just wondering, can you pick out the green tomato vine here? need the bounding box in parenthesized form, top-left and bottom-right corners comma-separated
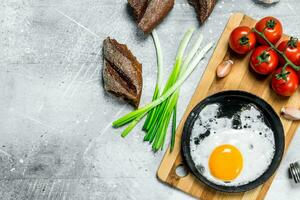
(252, 28, 300, 80)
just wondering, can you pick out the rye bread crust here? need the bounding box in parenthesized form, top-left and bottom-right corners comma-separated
(103, 37, 143, 108)
(188, 0, 217, 24)
(128, 0, 175, 34)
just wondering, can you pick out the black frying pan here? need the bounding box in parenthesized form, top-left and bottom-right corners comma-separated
(181, 90, 285, 193)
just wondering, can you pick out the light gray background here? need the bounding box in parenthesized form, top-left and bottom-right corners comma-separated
(1, 0, 300, 199)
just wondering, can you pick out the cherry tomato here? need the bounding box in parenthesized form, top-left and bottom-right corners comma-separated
(229, 26, 256, 54)
(255, 16, 283, 45)
(271, 67, 299, 96)
(277, 37, 300, 66)
(250, 46, 279, 75)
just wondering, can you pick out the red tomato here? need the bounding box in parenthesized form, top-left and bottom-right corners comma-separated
(250, 46, 279, 75)
(271, 67, 299, 96)
(255, 16, 283, 45)
(229, 26, 256, 54)
(277, 37, 300, 66)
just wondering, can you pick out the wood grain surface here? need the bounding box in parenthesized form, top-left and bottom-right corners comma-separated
(157, 13, 300, 200)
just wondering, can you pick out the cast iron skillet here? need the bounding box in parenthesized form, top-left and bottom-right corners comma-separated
(181, 90, 285, 193)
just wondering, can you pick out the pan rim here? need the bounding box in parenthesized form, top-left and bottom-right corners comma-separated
(181, 90, 285, 193)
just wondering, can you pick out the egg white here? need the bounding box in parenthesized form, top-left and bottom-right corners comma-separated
(190, 104, 275, 186)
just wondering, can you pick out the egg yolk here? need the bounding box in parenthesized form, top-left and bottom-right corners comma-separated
(209, 144, 243, 181)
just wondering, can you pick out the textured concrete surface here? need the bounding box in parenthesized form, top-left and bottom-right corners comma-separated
(1, 0, 300, 199)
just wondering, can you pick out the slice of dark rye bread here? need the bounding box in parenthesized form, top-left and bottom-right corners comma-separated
(103, 37, 143, 108)
(128, 0, 175, 34)
(188, 0, 217, 24)
(127, 0, 148, 22)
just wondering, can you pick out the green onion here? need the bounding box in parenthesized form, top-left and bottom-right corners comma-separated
(169, 33, 204, 151)
(143, 28, 195, 148)
(170, 104, 177, 151)
(153, 29, 164, 89)
(146, 32, 205, 151)
(112, 28, 214, 152)
(143, 29, 164, 131)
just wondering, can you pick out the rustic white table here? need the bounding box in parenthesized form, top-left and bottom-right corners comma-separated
(0, 0, 299, 199)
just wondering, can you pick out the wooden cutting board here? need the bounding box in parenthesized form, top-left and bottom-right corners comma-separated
(157, 13, 300, 200)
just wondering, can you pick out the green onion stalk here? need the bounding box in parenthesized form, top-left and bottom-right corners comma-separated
(143, 28, 195, 151)
(142, 30, 164, 131)
(144, 33, 205, 152)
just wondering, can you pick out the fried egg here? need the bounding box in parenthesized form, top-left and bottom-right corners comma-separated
(190, 103, 275, 186)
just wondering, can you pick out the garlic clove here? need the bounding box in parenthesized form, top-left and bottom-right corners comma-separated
(216, 60, 233, 78)
(281, 107, 300, 121)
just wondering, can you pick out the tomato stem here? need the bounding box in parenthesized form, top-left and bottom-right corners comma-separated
(239, 35, 250, 46)
(252, 28, 300, 72)
(275, 64, 290, 81)
(266, 19, 276, 29)
(257, 50, 270, 65)
(287, 37, 298, 48)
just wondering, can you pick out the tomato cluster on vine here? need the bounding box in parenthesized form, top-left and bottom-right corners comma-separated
(229, 16, 300, 97)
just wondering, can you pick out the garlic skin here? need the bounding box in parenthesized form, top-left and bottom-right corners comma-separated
(216, 60, 233, 78)
(281, 107, 300, 121)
